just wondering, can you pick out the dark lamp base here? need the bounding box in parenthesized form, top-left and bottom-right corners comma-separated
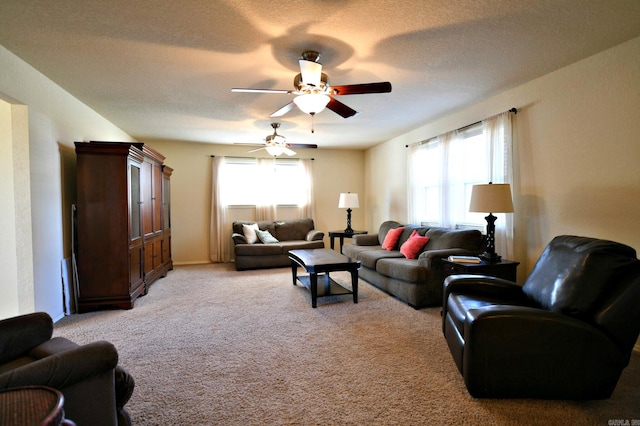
(344, 228, 354, 234)
(479, 252, 502, 263)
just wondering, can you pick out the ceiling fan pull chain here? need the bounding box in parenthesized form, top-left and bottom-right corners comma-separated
(310, 112, 315, 133)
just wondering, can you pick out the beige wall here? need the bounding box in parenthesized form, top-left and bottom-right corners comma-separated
(145, 140, 365, 264)
(0, 100, 31, 317)
(0, 45, 134, 320)
(365, 36, 640, 281)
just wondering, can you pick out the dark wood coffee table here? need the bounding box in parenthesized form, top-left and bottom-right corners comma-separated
(289, 248, 361, 308)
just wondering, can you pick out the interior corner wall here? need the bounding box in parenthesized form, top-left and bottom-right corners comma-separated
(0, 44, 134, 321)
(0, 100, 33, 319)
(144, 139, 366, 265)
(365, 36, 640, 280)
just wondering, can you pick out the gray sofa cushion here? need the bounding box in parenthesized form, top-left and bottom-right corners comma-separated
(425, 227, 483, 251)
(279, 240, 325, 252)
(358, 249, 404, 269)
(376, 257, 429, 283)
(235, 243, 283, 256)
(275, 218, 315, 241)
(377, 220, 404, 245)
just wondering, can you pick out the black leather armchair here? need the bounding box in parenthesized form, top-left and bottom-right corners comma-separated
(0, 312, 135, 425)
(442, 235, 640, 399)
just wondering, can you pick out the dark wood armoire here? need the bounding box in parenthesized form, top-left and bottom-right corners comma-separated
(74, 141, 172, 312)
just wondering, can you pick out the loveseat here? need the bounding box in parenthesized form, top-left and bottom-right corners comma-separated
(342, 220, 483, 308)
(232, 218, 325, 270)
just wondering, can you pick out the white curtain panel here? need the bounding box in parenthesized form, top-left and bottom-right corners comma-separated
(210, 156, 231, 262)
(483, 111, 514, 260)
(298, 158, 316, 220)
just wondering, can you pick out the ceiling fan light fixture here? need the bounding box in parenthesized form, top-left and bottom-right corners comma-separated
(293, 93, 330, 115)
(265, 145, 284, 156)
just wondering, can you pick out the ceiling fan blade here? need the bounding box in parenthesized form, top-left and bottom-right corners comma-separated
(299, 59, 322, 87)
(330, 82, 392, 96)
(270, 101, 296, 117)
(282, 147, 297, 156)
(231, 88, 292, 94)
(326, 97, 359, 118)
(247, 147, 267, 153)
(286, 143, 318, 149)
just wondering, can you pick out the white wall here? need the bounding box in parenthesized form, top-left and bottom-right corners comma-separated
(145, 140, 365, 265)
(0, 45, 134, 320)
(365, 36, 640, 280)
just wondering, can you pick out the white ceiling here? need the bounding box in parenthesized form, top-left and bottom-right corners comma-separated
(1, 0, 639, 150)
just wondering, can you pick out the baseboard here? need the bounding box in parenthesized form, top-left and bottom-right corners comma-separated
(172, 260, 213, 266)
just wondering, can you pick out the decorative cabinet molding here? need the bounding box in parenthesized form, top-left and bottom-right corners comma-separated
(74, 141, 172, 312)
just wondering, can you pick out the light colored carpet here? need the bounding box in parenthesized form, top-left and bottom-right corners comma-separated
(55, 264, 640, 425)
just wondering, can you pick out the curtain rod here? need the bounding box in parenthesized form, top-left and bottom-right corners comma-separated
(210, 155, 314, 160)
(405, 107, 517, 148)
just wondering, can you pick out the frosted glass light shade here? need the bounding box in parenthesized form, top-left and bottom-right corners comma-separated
(338, 193, 359, 209)
(294, 94, 330, 114)
(265, 145, 284, 156)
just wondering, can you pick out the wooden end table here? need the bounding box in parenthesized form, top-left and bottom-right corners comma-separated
(289, 248, 361, 308)
(0, 386, 76, 426)
(442, 258, 520, 282)
(328, 230, 368, 253)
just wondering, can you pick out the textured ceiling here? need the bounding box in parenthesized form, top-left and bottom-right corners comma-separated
(1, 0, 639, 150)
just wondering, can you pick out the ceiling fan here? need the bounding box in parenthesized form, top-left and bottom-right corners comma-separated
(232, 50, 392, 121)
(240, 123, 318, 156)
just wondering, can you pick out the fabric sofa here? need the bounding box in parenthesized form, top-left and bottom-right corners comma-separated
(342, 220, 483, 308)
(0, 312, 134, 425)
(442, 235, 640, 399)
(232, 218, 325, 270)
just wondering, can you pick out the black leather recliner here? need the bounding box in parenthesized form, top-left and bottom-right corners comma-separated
(442, 235, 640, 399)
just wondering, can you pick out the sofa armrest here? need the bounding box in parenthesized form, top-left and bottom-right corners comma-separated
(0, 340, 118, 391)
(353, 234, 379, 246)
(306, 230, 325, 241)
(461, 305, 623, 397)
(232, 232, 247, 245)
(443, 274, 524, 301)
(0, 312, 53, 364)
(441, 274, 529, 333)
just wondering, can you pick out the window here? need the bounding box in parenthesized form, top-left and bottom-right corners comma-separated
(220, 157, 309, 207)
(408, 113, 512, 230)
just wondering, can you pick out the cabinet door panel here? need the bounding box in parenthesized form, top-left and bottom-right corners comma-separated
(141, 160, 153, 237)
(130, 244, 144, 291)
(152, 162, 163, 234)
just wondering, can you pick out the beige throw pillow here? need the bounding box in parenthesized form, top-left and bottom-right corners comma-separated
(242, 223, 260, 244)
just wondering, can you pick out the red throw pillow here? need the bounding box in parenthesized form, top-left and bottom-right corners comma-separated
(382, 227, 404, 250)
(400, 230, 430, 259)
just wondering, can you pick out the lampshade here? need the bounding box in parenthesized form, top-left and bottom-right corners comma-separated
(293, 94, 330, 114)
(338, 193, 359, 209)
(265, 145, 284, 156)
(469, 183, 514, 213)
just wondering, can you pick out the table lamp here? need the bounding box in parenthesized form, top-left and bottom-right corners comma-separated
(469, 182, 513, 262)
(338, 193, 359, 234)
